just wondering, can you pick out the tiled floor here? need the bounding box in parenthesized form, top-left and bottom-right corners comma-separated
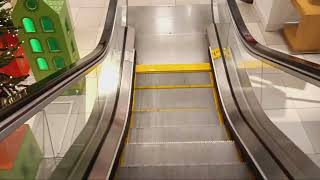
(69, 0, 109, 58)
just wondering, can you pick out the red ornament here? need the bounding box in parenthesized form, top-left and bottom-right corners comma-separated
(1, 32, 19, 48)
(0, 32, 30, 77)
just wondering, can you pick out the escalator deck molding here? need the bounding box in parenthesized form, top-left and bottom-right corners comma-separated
(136, 63, 211, 73)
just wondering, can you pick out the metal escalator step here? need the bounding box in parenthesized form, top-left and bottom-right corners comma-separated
(133, 111, 219, 128)
(136, 72, 211, 87)
(122, 141, 240, 167)
(134, 88, 215, 110)
(128, 126, 228, 143)
(116, 163, 251, 179)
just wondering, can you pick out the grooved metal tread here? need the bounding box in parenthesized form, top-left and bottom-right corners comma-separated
(122, 141, 240, 167)
(136, 72, 211, 87)
(128, 126, 228, 143)
(116, 163, 251, 179)
(133, 110, 220, 128)
(134, 88, 215, 110)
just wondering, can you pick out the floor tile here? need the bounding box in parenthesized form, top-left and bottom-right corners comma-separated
(257, 74, 296, 109)
(265, 109, 314, 154)
(74, 8, 106, 29)
(303, 54, 320, 65)
(74, 29, 99, 50)
(301, 122, 320, 153)
(128, 0, 175, 6)
(308, 154, 320, 168)
(282, 74, 320, 108)
(237, 3, 260, 23)
(296, 108, 320, 122)
(257, 23, 286, 46)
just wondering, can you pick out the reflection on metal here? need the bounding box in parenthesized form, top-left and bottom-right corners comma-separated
(136, 63, 211, 73)
(88, 27, 136, 180)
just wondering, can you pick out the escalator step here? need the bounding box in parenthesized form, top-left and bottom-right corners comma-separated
(122, 142, 240, 167)
(136, 72, 211, 87)
(133, 110, 220, 128)
(134, 88, 215, 110)
(128, 126, 228, 143)
(116, 163, 251, 179)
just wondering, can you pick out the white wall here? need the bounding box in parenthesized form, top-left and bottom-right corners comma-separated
(254, 0, 299, 31)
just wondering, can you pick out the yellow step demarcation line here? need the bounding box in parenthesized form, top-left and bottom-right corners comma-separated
(136, 63, 211, 73)
(135, 84, 214, 90)
(209, 72, 225, 126)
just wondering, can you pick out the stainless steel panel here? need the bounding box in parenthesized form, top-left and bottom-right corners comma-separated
(128, 5, 211, 64)
(133, 110, 219, 128)
(116, 163, 251, 179)
(129, 126, 228, 143)
(122, 142, 239, 166)
(128, 5, 211, 34)
(135, 33, 209, 64)
(134, 88, 215, 110)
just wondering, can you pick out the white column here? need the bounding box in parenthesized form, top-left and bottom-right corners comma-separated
(253, 0, 300, 31)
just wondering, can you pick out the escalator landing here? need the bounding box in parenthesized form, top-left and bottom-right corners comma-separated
(128, 5, 211, 64)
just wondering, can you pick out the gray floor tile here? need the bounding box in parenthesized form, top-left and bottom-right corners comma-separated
(301, 122, 320, 154)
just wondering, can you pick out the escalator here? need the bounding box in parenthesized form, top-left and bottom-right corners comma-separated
(1, 0, 320, 179)
(90, 4, 286, 179)
(111, 5, 251, 179)
(115, 68, 251, 179)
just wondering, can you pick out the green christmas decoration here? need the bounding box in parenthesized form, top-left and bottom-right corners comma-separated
(12, 0, 80, 81)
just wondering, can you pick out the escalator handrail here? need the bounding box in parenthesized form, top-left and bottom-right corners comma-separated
(226, 0, 320, 86)
(0, 0, 119, 140)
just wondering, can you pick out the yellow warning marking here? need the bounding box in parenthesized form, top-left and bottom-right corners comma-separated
(136, 84, 213, 90)
(130, 76, 137, 129)
(209, 72, 225, 126)
(236, 147, 244, 162)
(136, 63, 211, 73)
(211, 48, 231, 60)
(133, 107, 211, 113)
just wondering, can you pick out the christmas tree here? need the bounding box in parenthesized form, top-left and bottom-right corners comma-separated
(0, 0, 29, 108)
(0, 0, 21, 67)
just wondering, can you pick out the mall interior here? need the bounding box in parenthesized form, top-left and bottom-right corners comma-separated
(0, 0, 320, 179)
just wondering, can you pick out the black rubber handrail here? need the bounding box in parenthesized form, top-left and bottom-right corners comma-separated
(0, 0, 119, 140)
(226, 0, 320, 86)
